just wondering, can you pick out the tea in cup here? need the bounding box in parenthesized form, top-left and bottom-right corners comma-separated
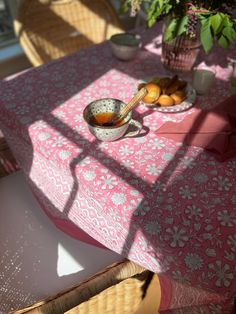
(83, 98, 142, 141)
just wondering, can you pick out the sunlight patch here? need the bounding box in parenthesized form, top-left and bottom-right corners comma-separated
(57, 243, 84, 276)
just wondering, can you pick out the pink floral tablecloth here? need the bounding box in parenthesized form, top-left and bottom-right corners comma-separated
(0, 23, 235, 313)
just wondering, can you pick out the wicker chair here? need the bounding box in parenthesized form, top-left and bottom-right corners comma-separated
(11, 259, 161, 314)
(14, 0, 124, 66)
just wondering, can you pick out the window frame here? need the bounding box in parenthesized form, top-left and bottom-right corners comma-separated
(0, 0, 19, 48)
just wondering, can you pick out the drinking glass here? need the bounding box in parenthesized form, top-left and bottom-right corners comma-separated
(193, 68, 216, 95)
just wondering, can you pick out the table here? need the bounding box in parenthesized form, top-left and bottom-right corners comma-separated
(0, 23, 235, 312)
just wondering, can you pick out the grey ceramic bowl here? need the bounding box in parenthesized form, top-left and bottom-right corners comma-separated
(109, 33, 141, 61)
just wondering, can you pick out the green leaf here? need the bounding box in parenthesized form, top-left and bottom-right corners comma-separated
(147, 17, 156, 27)
(232, 28, 236, 41)
(164, 18, 178, 42)
(223, 26, 236, 43)
(210, 13, 222, 35)
(176, 16, 188, 36)
(159, 0, 163, 9)
(164, 4, 172, 15)
(200, 18, 214, 53)
(216, 13, 227, 34)
(163, 17, 187, 42)
(118, 0, 130, 14)
(147, 0, 162, 27)
(147, 0, 159, 18)
(218, 35, 230, 48)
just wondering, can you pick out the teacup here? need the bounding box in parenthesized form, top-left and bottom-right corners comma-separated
(83, 98, 142, 142)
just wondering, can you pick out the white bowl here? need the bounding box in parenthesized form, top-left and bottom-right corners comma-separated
(109, 33, 141, 61)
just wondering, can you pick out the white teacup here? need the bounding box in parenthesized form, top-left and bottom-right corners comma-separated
(193, 68, 216, 95)
(83, 98, 142, 142)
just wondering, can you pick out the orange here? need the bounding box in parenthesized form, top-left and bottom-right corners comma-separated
(142, 83, 161, 104)
(170, 90, 187, 105)
(156, 94, 174, 107)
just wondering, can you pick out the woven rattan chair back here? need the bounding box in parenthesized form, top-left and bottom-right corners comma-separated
(11, 260, 151, 314)
(14, 0, 124, 66)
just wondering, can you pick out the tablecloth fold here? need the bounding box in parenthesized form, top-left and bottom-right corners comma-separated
(155, 94, 236, 161)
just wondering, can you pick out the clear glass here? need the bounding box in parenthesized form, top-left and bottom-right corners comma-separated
(230, 62, 236, 94)
(192, 67, 216, 95)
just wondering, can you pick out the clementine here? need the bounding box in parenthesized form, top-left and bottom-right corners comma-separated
(142, 83, 161, 104)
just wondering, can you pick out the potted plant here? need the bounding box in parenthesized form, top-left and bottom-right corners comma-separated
(121, 0, 236, 71)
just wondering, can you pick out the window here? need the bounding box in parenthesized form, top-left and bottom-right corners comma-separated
(0, 0, 18, 47)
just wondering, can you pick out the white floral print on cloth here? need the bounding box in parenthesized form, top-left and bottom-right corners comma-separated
(0, 23, 235, 313)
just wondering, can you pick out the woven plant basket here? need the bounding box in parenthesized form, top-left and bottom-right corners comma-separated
(161, 22, 201, 72)
(161, 35, 200, 72)
(11, 259, 158, 314)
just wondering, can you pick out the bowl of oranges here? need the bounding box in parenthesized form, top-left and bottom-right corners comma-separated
(138, 75, 196, 113)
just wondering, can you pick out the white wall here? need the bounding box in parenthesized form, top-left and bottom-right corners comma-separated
(0, 43, 31, 79)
